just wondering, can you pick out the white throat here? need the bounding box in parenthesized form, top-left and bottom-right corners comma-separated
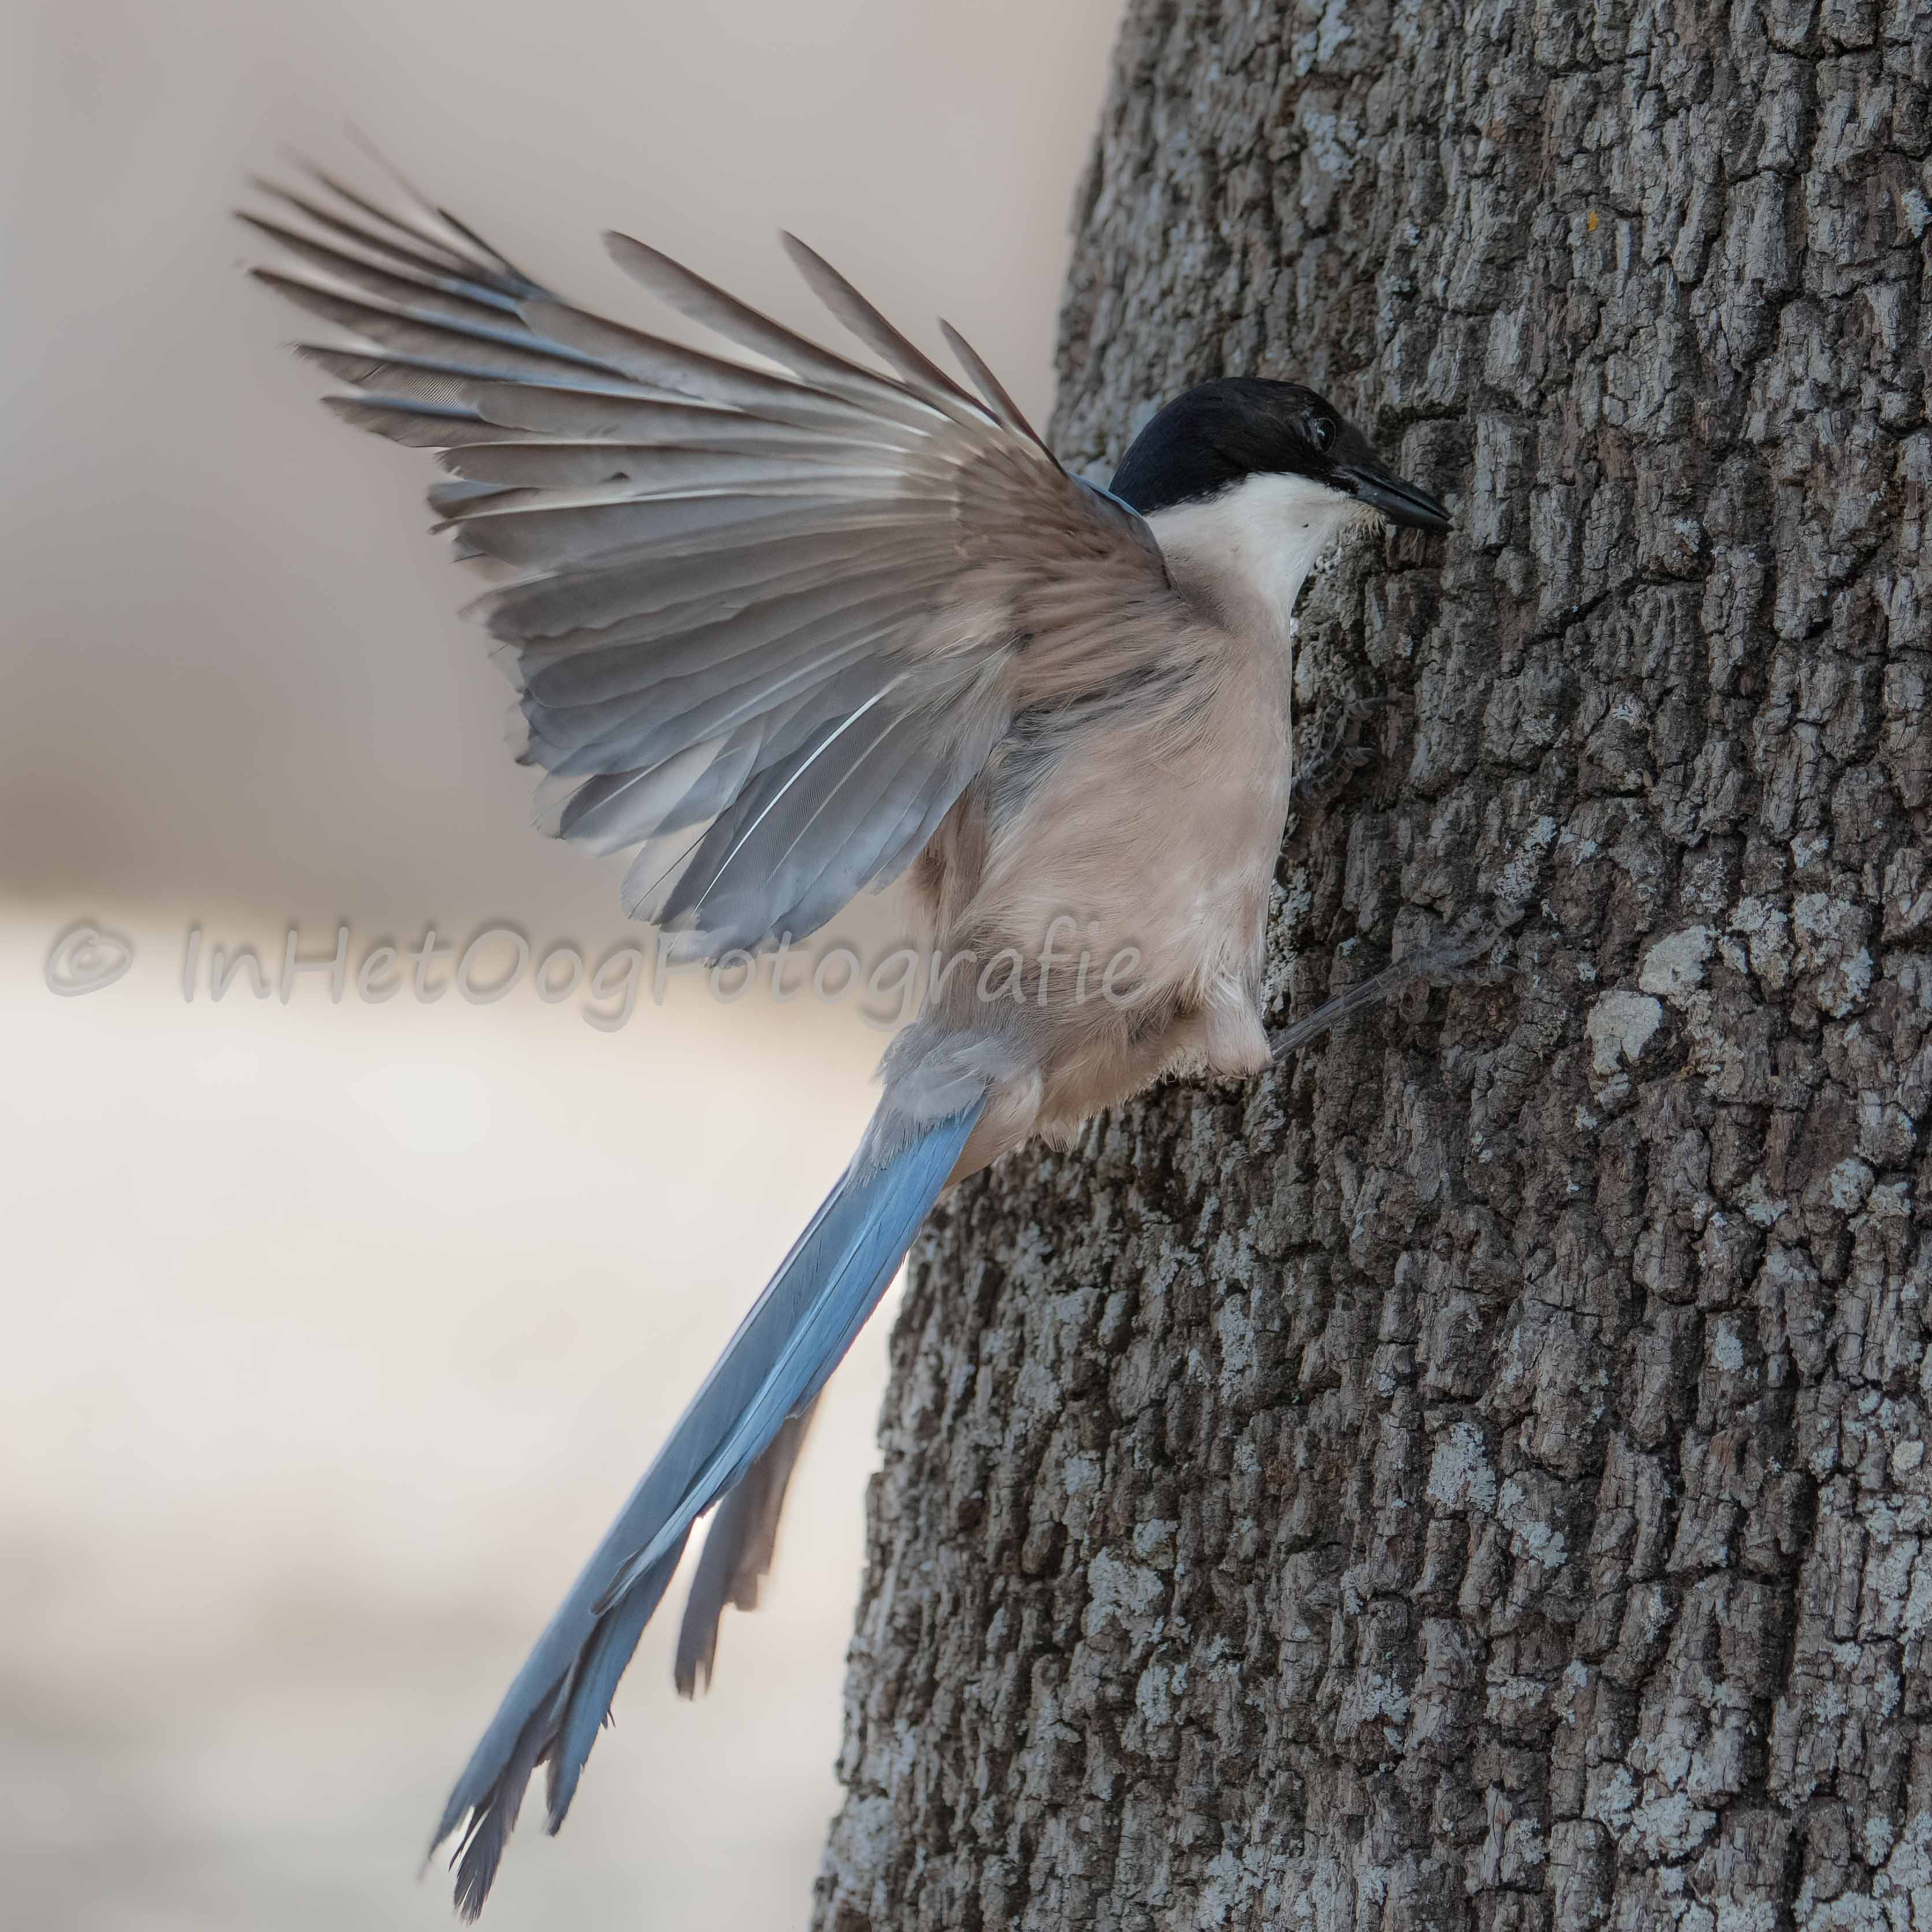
(1144, 470, 1371, 646)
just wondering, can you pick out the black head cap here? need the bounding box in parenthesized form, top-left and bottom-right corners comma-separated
(1109, 378, 1449, 532)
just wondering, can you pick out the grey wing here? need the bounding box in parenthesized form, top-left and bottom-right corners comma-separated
(242, 163, 1181, 958)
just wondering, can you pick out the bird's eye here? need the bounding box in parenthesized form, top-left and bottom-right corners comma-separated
(1310, 417, 1336, 453)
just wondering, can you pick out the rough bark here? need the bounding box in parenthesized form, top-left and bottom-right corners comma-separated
(815, 3, 1932, 1927)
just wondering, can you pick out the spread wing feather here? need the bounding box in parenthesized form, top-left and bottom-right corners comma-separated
(242, 160, 1180, 956)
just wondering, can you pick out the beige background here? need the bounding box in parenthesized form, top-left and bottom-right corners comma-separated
(0, 1, 1122, 1924)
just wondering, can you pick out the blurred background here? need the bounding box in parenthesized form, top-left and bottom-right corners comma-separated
(0, 2, 1122, 1924)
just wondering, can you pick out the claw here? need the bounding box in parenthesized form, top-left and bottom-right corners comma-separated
(1288, 689, 1393, 819)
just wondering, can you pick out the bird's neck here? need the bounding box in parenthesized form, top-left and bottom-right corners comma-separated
(1144, 472, 1369, 648)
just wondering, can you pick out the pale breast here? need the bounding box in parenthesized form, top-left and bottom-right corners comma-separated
(966, 639, 1293, 1011)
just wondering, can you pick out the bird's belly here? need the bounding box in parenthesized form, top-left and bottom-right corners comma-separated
(975, 678, 1293, 1015)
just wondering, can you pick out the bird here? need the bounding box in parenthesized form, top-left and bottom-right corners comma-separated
(237, 152, 1451, 1918)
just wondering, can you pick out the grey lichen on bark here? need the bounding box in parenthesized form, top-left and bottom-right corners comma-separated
(815, 2, 1931, 1927)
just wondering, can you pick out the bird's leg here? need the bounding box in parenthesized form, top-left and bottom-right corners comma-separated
(1268, 919, 1505, 1064)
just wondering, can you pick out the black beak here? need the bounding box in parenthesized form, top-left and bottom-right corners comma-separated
(1337, 463, 1451, 533)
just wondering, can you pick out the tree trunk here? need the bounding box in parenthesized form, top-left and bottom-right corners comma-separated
(815, 2, 1931, 1926)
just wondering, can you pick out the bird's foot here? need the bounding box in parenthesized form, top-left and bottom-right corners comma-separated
(1269, 915, 1507, 1063)
(1286, 693, 1400, 832)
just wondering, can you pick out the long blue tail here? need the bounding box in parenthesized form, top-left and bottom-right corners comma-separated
(431, 1097, 983, 1918)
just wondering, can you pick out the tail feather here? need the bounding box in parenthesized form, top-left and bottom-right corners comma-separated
(433, 1096, 982, 1918)
(542, 1541, 683, 1831)
(447, 1689, 554, 1920)
(674, 1401, 818, 1697)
